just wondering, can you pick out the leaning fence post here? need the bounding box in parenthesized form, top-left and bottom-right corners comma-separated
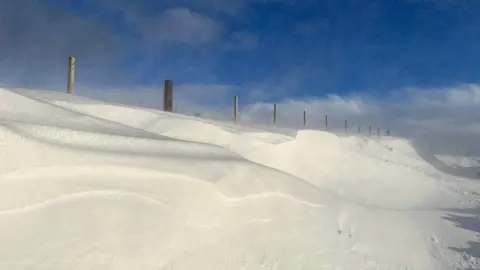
(234, 96, 238, 122)
(164, 80, 173, 112)
(67, 56, 75, 95)
(273, 104, 277, 125)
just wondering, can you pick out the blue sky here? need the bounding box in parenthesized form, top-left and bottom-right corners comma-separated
(1, 0, 479, 103)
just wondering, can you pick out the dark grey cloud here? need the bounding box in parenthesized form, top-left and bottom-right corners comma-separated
(0, 0, 125, 90)
(0, 0, 256, 91)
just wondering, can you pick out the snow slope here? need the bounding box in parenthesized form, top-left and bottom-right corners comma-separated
(0, 87, 479, 270)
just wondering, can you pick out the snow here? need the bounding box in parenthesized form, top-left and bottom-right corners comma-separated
(0, 87, 479, 270)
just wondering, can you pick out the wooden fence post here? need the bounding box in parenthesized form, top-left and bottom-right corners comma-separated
(303, 110, 306, 127)
(325, 114, 328, 130)
(234, 96, 238, 122)
(369, 125, 372, 136)
(273, 104, 278, 125)
(67, 56, 75, 95)
(164, 80, 173, 112)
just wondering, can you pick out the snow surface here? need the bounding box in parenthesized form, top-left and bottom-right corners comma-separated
(0, 87, 479, 270)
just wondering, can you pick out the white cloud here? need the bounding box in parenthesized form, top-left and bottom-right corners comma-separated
(225, 31, 259, 50)
(197, 0, 247, 15)
(407, 84, 480, 106)
(125, 7, 258, 49)
(183, 0, 291, 16)
(294, 21, 321, 36)
(142, 8, 225, 44)
(239, 94, 378, 130)
(85, 3, 226, 45)
(92, 0, 247, 17)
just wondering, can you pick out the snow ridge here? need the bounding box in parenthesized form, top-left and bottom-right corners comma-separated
(0, 87, 479, 270)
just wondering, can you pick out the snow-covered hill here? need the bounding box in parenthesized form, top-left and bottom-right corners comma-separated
(0, 87, 479, 270)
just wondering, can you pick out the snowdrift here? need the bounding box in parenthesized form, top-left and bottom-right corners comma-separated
(0, 87, 479, 270)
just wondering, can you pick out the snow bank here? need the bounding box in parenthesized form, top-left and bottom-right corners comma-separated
(0, 88, 479, 269)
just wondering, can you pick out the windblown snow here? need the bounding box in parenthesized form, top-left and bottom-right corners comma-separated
(0, 87, 479, 270)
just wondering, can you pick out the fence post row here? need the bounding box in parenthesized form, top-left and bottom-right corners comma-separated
(164, 80, 173, 112)
(64, 57, 387, 135)
(67, 56, 75, 95)
(63, 59, 386, 135)
(65, 59, 387, 134)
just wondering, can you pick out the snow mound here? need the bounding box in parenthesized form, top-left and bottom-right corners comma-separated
(0, 87, 479, 270)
